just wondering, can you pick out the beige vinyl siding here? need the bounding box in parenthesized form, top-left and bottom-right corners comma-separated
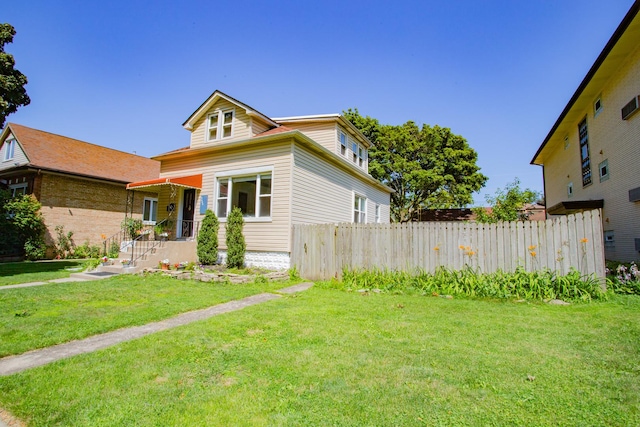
(544, 43, 640, 261)
(0, 133, 29, 170)
(251, 118, 272, 136)
(291, 144, 390, 225)
(160, 140, 293, 252)
(189, 99, 253, 149)
(285, 122, 339, 153)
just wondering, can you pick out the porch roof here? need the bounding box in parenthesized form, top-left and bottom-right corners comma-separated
(547, 199, 604, 215)
(126, 174, 203, 190)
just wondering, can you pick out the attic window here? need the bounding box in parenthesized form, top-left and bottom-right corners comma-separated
(207, 109, 234, 141)
(3, 139, 16, 161)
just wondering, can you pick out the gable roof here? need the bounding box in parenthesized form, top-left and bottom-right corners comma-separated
(532, 0, 640, 165)
(182, 90, 278, 131)
(2, 123, 160, 184)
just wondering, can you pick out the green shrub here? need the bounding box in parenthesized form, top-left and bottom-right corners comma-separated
(53, 225, 75, 259)
(197, 209, 219, 265)
(225, 207, 245, 269)
(0, 192, 46, 259)
(121, 217, 143, 240)
(336, 266, 607, 302)
(107, 241, 120, 258)
(73, 242, 89, 259)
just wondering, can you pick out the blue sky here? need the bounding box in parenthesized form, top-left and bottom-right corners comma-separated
(3, 0, 636, 205)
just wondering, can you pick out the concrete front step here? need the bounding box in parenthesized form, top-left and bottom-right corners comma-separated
(96, 241, 198, 274)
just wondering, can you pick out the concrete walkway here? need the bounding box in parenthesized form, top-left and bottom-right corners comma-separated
(0, 272, 118, 291)
(0, 282, 313, 376)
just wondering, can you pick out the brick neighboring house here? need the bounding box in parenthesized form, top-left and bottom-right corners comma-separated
(0, 123, 160, 256)
(531, 1, 640, 262)
(418, 204, 546, 222)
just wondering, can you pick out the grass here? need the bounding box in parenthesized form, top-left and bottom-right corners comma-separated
(0, 273, 295, 357)
(0, 260, 88, 286)
(1, 286, 639, 426)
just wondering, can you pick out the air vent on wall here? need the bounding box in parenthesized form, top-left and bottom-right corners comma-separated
(621, 95, 639, 120)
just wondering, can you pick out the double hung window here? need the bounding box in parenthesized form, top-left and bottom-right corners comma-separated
(3, 139, 16, 161)
(354, 195, 366, 223)
(207, 110, 234, 141)
(143, 198, 158, 224)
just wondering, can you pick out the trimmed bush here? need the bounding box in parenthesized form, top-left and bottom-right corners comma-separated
(197, 209, 219, 265)
(226, 207, 245, 269)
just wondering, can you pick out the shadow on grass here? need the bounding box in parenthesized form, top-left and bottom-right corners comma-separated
(0, 261, 85, 277)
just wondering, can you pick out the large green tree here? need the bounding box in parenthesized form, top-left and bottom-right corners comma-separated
(0, 23, 30, 128)
(473, 178, 539, 223)
(343, 109, 487, 222)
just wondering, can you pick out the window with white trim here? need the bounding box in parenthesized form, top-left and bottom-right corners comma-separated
(216, 172, 272, 219)
(207, 109, 234, 141)
(339, 131, 347, 156)
(375, 203, 381, 223)
(599, 159, 609, 182)
(9, 182, 27, 197)
(3, 139, 16, 161)
(594, 96, 602, 117)
(603, 230, 615, 248)
(143, 197, 158, 224)
(351, 142, 358, 163)
(354, 194, 366, 223)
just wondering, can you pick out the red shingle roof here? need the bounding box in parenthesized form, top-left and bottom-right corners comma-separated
(253, 126, 294, 137)
(7, 123, 160, 183)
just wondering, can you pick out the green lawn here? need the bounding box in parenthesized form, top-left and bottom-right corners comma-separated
(0, 260, 87, 286)
(1, 285, 638, 426)
(0, 273, 294, 357)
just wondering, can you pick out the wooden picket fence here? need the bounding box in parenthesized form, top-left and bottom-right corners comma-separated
(291, 210, 605, 281)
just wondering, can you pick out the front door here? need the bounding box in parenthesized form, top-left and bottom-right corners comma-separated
(182, 189, 196, 237)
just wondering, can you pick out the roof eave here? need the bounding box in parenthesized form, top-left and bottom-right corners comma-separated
(531, 1, 640, 165)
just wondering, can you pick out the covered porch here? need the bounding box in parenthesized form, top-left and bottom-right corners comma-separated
(126, 174, 204, 241)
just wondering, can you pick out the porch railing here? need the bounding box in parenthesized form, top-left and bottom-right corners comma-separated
(179, 220, 200, 240)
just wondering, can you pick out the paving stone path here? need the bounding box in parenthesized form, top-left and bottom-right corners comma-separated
(0, 282, 313, 376)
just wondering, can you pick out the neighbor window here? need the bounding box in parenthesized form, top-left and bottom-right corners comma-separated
(143, 197, 158, 224)
(352, 142, 358, 162)
(216, 172, 272, 219)
(3, 139, 16, 161)
(207, 109, 234, 141)
(599, 159, 609, 182)
(358, 146, 365, 167)
(578, 118, 591, 187)
(354, 194, 366, 223)
(339, 131, 347, 155)
(594, 96, 603, 117)
(604, 230, 615, 249)
(9, 183, 27, 197)
(375, 203, 381, 223)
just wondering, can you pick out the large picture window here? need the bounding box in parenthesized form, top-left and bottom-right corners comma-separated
(216, 172, 272, 219)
